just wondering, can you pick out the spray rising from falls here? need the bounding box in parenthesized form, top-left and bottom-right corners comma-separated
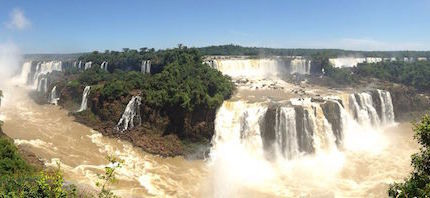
(77, 86, 91, 112)
(116, 96, 142, 132)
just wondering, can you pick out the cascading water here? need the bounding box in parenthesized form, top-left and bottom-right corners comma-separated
(211, 57, 312, 78)
(377, 89, 395, 124)
(15, 61, 32, 84)
(100, 61, 108, 71)
(77, 86, 91, 112)
(36, 77, 48, 93)
(141, 60, 151, 74)
(213, 90, 395, 160)
(274, 107, 299, 159)
(49, 86, 59, 105)
(84, 62, 92, 70)
(349, 92, 380, 126)
(31, 61, 62, 88)
(290, 58, 311, 75)
(116, 96, 142, 132)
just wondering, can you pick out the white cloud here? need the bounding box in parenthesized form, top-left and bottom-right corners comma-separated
(6, 8, 31, 30)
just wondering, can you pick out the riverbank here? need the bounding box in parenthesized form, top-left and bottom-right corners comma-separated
(0, 125, 44, 170)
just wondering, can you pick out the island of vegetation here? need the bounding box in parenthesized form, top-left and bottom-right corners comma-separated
(39, 46, 234, 158)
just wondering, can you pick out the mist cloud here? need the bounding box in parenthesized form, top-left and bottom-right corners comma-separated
(0, 42, 21, 83)
(6, 8, 31, 30)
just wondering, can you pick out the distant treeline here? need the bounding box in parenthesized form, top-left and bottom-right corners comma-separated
(25, 44, 430, 63)
(24, 53, 83, 62)
(198, 44, 430, 58)
(322, 60, 430, 92)
(355, 61, 430, 91)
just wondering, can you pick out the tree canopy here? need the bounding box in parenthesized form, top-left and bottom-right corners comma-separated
(389, 115, 430, 197)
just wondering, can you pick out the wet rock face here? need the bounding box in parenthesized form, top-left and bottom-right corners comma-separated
(321, 100, 343, 146)
(260, 106, 277, 155)
(370, 90, 383, 119)
(294, 106, 315, 153)
(386, 85, 430, 121)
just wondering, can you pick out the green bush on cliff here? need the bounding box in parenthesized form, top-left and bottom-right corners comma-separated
(78, 66, 110, 86)
(0, 137, 33, 175)
(389, 114, 430, 197)
(143, 54, 234, 111)
(0, 136, 78, 197)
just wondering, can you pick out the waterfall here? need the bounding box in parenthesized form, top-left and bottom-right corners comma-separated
(16, 61, 32, 85)
(77, 86, 91, 112)
(141, 60, 151, 74)
(349, 93, 380, 126)
(84, 62, 92, 70)
(328, 57, 398, 68)
(275, 107, 299, 159)
(375, 89, 395, 124)
(78, 61, 82, 69)
(116, 96, 142, 132)
(212, 89, 396, 161)
(204, 60, 217, 69)
(100, 61, 108, 71)
(36, 77, 48, 93)
(211, 57, 312, 79)
(290, 58, 311, 75)
(329, 57, 367, 68)
(30, 61, 62, 88)
(49, 86, 59, 105)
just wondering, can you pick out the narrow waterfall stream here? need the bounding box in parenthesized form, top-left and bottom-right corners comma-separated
(77, 86, 91, 112)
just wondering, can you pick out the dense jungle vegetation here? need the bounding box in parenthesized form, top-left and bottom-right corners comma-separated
(74, 46, 234, 112)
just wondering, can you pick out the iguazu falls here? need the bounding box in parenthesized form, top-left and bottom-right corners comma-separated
(1, 1, 430, 198)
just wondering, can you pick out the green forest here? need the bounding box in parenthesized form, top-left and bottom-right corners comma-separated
(198, 44, 430, 58)
(319, 60, 430, 92)
(74, 46, 234, 112)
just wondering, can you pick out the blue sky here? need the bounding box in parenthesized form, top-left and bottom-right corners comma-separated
(0, 0, 429, 53)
